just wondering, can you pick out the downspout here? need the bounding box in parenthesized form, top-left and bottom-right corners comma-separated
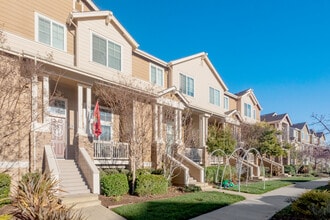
(67, 13, 78, 67)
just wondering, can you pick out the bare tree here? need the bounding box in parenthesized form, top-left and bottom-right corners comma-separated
(94, 81, 154, 191)
(311, 113, 330, 135)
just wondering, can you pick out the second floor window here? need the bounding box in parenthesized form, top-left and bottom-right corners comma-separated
(244, 103, 252, 118)
(92, 34, 121, 71)
(224, 96, 229, 110)
(209, 87, 220, 106)
(36, 14, 65, 50)
(180, 73, 194, 97)
(150, 65, 164, 86)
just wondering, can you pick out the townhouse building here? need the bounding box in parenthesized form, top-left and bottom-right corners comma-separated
(2, 0, 325, 196)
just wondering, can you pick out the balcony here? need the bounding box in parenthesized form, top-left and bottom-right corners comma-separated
(93, 140, 129, 168)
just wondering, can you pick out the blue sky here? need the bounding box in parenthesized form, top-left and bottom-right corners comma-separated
(93, 0, 330, 135)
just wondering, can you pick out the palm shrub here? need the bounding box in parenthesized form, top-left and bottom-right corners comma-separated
(0, 173, 10, 206)
(11, 172, 83, 220)
(292, 190, 330, 219)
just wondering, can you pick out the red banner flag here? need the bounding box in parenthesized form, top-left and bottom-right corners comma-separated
(93, 101, 102, 137)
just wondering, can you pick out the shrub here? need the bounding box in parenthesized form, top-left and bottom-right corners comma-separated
(292, 190, 330, 219)
(11, 172, 82, 219)
(183, 184, 201, 193)
(205, 165, 237, 184)
(100, 173, 129, 197)
(135, 174, 168, 196)
(298, 165, 310, 174)
(284, 165, 296, 175)
(0, 173, 10, 206)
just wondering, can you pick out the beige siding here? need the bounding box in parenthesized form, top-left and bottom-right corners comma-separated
(132, 54, 168, 88)
(0, 0, 76, 54)
(132, 54, 149, 81)
(76, 19, 133, 78)
(172, 58, 226, 115)
(228, 96, 237, 111)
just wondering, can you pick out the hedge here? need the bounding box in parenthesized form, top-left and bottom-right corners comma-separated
(135, 174, 168, 196)
(100, 173, 129, 197)
(205, 165, 237, 184)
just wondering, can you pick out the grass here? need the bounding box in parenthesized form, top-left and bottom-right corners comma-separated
(112, 191, 244, 220)
(270, 183, 330, 220)
(226, 176, 318, 194)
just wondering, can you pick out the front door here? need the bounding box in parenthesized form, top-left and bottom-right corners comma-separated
(49, 98, 67, 158)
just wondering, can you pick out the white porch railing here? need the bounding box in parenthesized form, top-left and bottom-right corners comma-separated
(94, 141, 129, 159)
(185, 147, 203, 164)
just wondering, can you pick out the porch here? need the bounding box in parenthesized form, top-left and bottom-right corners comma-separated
(93, 140, 129, 168)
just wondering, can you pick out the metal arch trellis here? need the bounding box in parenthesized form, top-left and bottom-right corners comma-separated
(208, 147, 266, 193)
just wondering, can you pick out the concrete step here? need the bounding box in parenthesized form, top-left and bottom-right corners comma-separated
(60, 193, 100, 209)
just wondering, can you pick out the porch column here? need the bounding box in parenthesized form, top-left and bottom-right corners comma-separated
(153, 104, 158, 142)
(77, 84, 83, 134)
(199, 114, 210, 165)
(174, 109, 182, 145)
(158, 105, 163, 143)
(42, 75, 49, 124)
(86, 87, 91, 135)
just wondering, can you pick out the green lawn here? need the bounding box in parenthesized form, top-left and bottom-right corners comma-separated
(226, 176, 318, 194)
(112, 191, 244, 220)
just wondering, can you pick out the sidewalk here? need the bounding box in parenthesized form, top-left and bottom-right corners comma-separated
(191, 177, 329, 220)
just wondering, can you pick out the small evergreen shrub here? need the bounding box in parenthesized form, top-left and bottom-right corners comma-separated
(292, 190, 330, 219)
(0, 173, 10, 206)
(100, 173, 129, 197)
(183, 184, 201, 193)
(205, 165, 237, 184)
(284, 165, 296, 175)
(135, 174, 168, 196)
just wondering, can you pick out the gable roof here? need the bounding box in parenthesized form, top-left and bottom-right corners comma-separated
(316, 132, 325, 138)
(157, 86, 189, 106)
(86, 0, 99, 10)
(225, 109, 243, 122)
(261, 112, 292, 126)
(292, 122, 310, 133)
(133, 49, 167, 67)
(168, 52, 229, 91)
(68, 11, 139, 49)
(235, 88, 262, 110)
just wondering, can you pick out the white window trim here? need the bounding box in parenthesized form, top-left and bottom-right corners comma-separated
(224, 96, 229, 110)
(149, 63, 164, 86)
(244, 103, 252, 118)
(90, 31, 123, 72)
(209, 87, 220, 106)
(48, 97, 67, 118)
(34, 12, 67, 51)
(180, 73, 194, 97)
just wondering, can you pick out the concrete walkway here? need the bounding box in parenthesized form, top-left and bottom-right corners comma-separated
(76, 205, 125, 220)
(191, 177, 329, 220)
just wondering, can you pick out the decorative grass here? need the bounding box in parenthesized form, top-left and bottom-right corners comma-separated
(112, 191, 244, 220)
(227, 176, 318, 194)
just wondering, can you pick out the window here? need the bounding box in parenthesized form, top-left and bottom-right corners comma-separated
(244, 103, 252, 118)
(253, 109, 256, 119)
(49, 99, 66, 117)
(36, 13, 65, 50)
(209, 87, 220, 106)
(224, 96, 229, 110)
(92, 33, 122, 71)
(92, 106, 112, 141)
(150, 65, 164, 86)
(180, 73, 194, 97)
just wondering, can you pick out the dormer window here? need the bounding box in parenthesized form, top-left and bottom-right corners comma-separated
(35, 13, 66, 51)
(92, 33, 122, 71)
(150, 64, 164, 86)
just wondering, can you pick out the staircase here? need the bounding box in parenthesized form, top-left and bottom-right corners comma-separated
(57, 159, 101, 209)
(188, 177, 214, 191)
